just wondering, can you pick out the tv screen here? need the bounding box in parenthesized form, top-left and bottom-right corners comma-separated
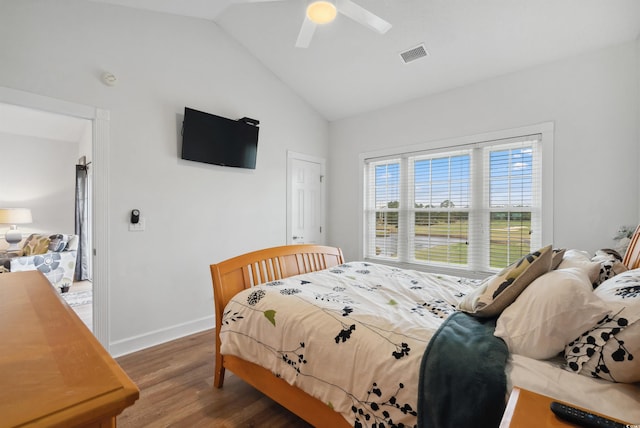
(181, 107, 259, 169)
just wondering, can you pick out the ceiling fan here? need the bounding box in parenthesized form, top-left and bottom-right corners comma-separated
(243, 0, 392, 48)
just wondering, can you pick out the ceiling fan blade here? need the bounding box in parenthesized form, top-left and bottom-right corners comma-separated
(295, 16, 317, 48)
(336, 0, 392, 34)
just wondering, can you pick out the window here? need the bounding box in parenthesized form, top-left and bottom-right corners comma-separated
(363, 131, 546, 274)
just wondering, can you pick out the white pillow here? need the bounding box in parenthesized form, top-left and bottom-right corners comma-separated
(558, 249, 601, 284)
(494, 268, 612, 359)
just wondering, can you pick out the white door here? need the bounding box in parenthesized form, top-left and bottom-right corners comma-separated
(287, 154, 325, 244)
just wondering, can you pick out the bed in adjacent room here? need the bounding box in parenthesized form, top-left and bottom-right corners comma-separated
(209, 238, 640, 428)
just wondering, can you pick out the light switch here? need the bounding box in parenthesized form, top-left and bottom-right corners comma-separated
(129, 218, 145, 232)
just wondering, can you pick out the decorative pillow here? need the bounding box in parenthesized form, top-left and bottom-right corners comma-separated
(21, 234, 51, 256)
(596, 269, 640, 309)
(459, 245, 553, 318)
(581, 321, 639, 383)
(0, 257, 11, 273)
(564, 307, 639, 383)
(592, 249, 627, 287)
(594, 248, 623, 262)
(551, 248, 566, 270)
(66, 235, 79, 251)
(564, 269, 640, 383)
(48, 234, 70, 252)
(494, 268, 612, 359)
(558, 249, 601, 285)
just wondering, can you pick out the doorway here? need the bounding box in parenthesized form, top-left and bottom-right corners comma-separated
(0, 102, 93, 327)
(0, 87, 110, 349)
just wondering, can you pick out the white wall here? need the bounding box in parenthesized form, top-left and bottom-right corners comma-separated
(0, 0, 329, 354)
(637, 36, 640, 218)
(328, 41, 640, 261)
(79, 121, 92, 164)
(0, 133, 78, 237)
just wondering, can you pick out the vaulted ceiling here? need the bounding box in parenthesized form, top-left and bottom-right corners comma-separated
(90, 0, 640, 121)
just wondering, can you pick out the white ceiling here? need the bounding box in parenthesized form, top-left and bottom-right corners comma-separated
(94, 1, 640, 120)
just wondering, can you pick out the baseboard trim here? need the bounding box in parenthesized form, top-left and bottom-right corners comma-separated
(109, 315, 215, 358)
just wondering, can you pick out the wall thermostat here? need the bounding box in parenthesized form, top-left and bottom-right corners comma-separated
(131, 209, 140, 224)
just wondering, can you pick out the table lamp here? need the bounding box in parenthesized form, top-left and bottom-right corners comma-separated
(0, 208, 33, 251)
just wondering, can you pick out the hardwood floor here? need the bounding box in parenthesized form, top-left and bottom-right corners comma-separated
(115, 329, 313, 427)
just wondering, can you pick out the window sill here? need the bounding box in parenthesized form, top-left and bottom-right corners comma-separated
(363, 257, 493, 280)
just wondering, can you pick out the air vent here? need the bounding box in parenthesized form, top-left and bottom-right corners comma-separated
(399, 43, 429, 64)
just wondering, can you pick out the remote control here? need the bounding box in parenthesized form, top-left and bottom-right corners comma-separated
(550, 402, 626, 428)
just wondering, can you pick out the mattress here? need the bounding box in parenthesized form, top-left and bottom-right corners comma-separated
(507, 354, 640, 423)
(219, 261, 640, 427)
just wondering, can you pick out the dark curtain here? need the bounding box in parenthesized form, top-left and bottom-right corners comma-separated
(75, 164, 90, 281)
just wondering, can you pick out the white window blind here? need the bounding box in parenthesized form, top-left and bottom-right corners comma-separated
(363, 134, 542, 273)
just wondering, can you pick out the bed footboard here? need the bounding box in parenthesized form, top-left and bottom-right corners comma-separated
(210, 244, 344, 389)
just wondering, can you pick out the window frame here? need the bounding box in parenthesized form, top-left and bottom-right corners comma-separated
(358, 123, 554, 277)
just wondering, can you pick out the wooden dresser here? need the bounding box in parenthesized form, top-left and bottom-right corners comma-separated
(0, 271, 139, 427)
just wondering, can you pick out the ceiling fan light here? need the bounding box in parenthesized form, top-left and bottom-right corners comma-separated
(307, 1, 337, 25)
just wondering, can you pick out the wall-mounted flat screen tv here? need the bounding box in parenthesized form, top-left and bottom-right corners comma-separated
(181, 107, 259, 169)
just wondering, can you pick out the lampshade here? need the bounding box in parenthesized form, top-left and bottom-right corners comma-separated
(0, 208, 33, 251)
(307, 1, 337, 24)
(0, 208, 33, 225)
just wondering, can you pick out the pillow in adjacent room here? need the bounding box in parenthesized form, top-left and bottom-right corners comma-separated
(494, 267, 612, 360)
(21, 234, 51, 256)
(66, 235, 79, 251)
(48, 234, 70, 252)
(558, 249, 601, 284)
(564, 269, 640, 383)
(459, 245, 553, 318)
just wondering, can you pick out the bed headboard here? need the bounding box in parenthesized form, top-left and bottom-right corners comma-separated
(623, 224, 640, 270)
(210, 244, 344, 326)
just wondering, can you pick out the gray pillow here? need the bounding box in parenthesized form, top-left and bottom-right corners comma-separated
(48, 234, 69, 252)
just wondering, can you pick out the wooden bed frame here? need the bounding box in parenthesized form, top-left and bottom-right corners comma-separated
(210, 237, 640, 427)
(622, 225, 640, 270)
(210, 244, 349, 427)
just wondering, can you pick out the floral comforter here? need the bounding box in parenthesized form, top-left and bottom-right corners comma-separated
(219, 262, 481, 428)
